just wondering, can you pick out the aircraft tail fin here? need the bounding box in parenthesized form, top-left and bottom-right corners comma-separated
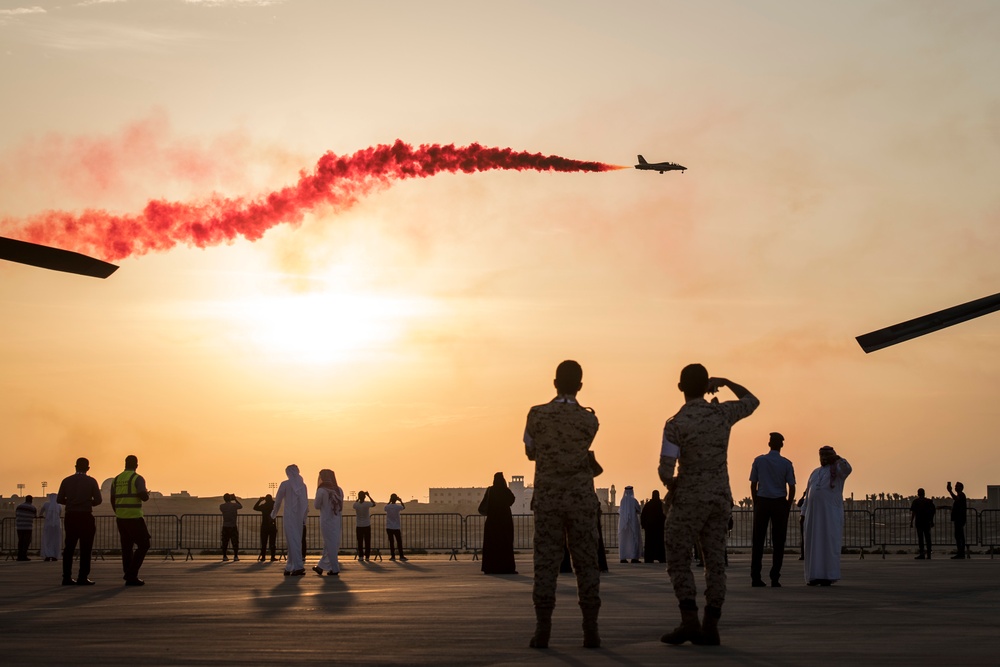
(637, 155, 647, 164)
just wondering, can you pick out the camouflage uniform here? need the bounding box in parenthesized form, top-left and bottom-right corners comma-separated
(525, 396, 601, 612)
(661, 393, 759, 608)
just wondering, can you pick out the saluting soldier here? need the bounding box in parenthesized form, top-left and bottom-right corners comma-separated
(524, 360, 602, 649)
(659, 364, 759, 646)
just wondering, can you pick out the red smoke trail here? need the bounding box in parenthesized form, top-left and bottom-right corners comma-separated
(2, 140, 625, 262)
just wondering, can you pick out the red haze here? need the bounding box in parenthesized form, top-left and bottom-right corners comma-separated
(2, 140, 624, 262)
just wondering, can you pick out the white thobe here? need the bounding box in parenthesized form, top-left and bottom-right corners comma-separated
(618, 493, 642, 561)
(272, 474, 309, 572)
(315, 487, 343, 573)
(40, 494, 62, 559)
(802, 459, 853, 583)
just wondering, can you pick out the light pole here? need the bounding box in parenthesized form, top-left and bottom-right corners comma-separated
(17, 483, 25, 498)
(41, 481, 47, 497)
(268, 482, 277, 494)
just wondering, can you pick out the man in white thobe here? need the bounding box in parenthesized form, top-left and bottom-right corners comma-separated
(272, 464, 309, 575)
(801, 446, 852, 586)
(617, 486, 642, 563)
(40, 493, 63, 561)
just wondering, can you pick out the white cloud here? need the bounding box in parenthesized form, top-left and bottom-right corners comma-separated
(76, 0, 129, 6)
(183, 0, 284, 6)
(0, 7, 47, 16)
(25, 20, 202, 51)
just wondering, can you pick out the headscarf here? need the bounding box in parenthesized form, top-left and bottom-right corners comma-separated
(819, 446, 841, 487)
(492, 472, 507, 488)
(317, 469, 343, 514)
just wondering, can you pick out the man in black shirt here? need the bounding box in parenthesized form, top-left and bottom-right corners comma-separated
(56, 457, 103, 585)
(909, 488, 936, 560)
(946, 481, 968, 559)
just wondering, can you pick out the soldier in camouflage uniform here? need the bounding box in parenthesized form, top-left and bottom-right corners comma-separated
(658, 363, 759, 646)
(524, 360, 602, 649)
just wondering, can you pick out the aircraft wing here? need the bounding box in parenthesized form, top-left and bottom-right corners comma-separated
(856, 291, 1000, 353)
(0, 236, 118, 279)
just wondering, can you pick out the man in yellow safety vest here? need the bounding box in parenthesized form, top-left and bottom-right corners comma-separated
(111, 454, 150, 586)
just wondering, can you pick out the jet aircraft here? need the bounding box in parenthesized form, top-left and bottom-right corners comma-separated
(0, 236, 118, 279)
(635, 155, 686, 173)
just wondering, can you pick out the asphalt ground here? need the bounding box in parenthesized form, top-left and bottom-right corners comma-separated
(1, 551, 997, 666)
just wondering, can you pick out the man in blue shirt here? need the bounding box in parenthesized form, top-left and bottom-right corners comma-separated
(749, 432, 796, 587)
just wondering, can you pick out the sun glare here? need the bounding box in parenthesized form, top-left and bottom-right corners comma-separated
(222, 290, 428, 365)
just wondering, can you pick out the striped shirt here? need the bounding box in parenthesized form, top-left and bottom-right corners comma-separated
(15, 502, 37, 530)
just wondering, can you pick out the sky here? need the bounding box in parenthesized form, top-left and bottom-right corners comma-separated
(2, 1, 999, 504)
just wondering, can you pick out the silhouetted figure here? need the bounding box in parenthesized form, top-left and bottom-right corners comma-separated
(802, 446, 852, 585)
(220, 493, 242, 561)
(479, 472, 517, 574)
(618, 486, 641, 563)
(39, 493, 62, 561)
(385, 494, 407, 561)
(947, 481, 968, 559)
(15, 495, 36, 561)
(313, 469, 344, 576)
(640, 490, 666, 563)
(749, 432, 796, 588)
(910, 488, 936, 560)
(797, 491, 806, 560)
(112, 454, 151, 586)
(253, 494, 277, 562)
(353, 491, 377, 562)
(272, 464, 308, 576)
(56, 457, 102, 585)
(524, 360, 602, 649)
(659, 366, 759, 646)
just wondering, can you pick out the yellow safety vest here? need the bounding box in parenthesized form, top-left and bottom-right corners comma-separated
(114, 470, 144, 519)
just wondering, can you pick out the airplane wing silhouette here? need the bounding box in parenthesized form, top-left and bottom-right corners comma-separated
(856, 292, 1000, 353)
(0, 236, 118, 279)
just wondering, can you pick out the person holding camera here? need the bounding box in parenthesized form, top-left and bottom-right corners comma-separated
(353, 490, 377, 562)
(253, 494, 277, 561)
(220, 493, 242, 562)
(385, 494, 407, 561)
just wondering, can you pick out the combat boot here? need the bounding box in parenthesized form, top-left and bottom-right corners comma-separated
(660, 600, 701, 645)
(694, 605, 722, 646)
(529, 606, 553, 649)
(581, 604, 601, 648)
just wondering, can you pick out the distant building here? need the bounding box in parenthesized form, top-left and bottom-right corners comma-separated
(429, 485, 489, 510)
(988, 485, 1000, 510)
(429, 476, 610, 515)
(170, 491, 192, 498)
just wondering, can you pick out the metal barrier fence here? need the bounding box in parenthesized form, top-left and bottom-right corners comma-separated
(3, 509, 996, 557)
(1, 515, 180, 554)
(872, 507, 981, 549)
(980, 510, 1000, 551)
(694, 509, 870, 551)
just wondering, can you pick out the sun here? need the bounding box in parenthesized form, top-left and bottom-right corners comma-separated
(222, 289, 429, 366)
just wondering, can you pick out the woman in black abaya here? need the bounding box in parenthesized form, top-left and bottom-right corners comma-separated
(640, 490, 667, 563)
(479, 472, 517, 574)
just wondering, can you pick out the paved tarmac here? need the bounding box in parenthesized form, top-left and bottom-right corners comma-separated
(1, 551, 997, 666)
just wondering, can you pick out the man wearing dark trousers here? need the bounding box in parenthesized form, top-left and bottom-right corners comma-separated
(947, 481, 968, 559)
(749, 432, 796, 588)
(15, 496, 37, 561)
(57, 457, 103, 585)
(910, 488, 936, 560)
(112, 454, 151, 586)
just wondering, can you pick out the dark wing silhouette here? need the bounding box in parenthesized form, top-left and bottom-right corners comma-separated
(0, 236, 118, 279)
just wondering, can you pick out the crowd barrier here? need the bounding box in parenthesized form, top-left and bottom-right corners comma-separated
(3, 507, 996, 558)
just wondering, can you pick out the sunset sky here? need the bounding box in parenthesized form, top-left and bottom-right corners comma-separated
(2, 1, 999, 505)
